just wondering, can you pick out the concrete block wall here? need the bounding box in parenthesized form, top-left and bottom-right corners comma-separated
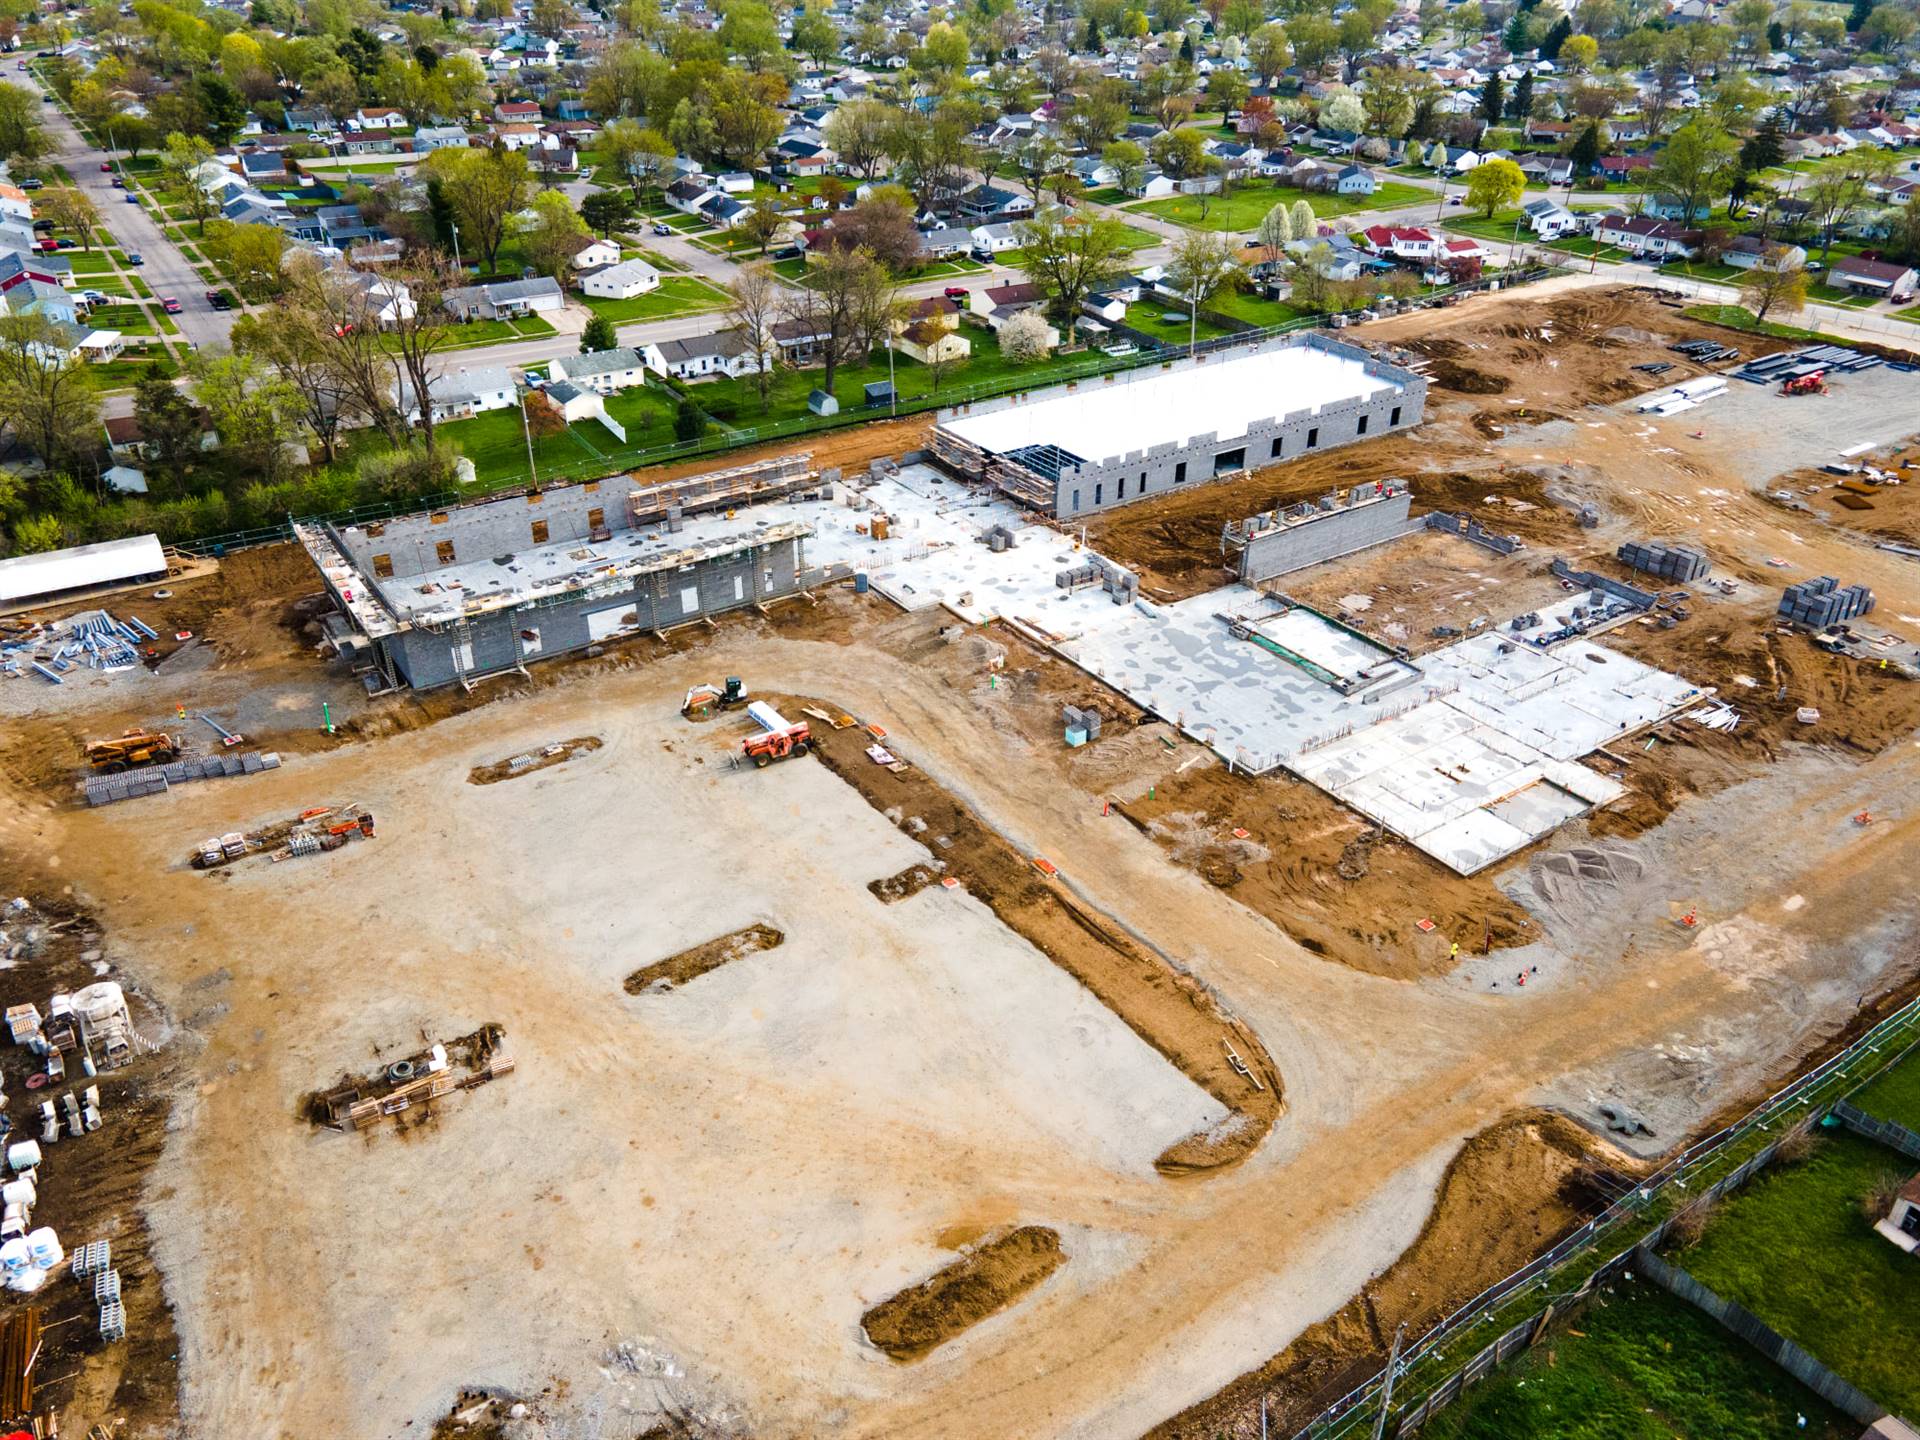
(1238, 491, 1418, 582)
(379, 536, 800, 689)
(336, 479, 637, 581)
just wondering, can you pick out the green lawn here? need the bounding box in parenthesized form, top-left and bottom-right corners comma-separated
(431, 314, 559, 352)
(581, 276, 731, 323)
(85, 303, 154, 334)
(1682, 305, 1841, 342)
(66, 251, 117, 274)
(440, 384, 690, 486)
(1681, 1129, 1920, 1419)
(1082, 186, 1131, 206)
(1209, 288, 1310, 328)
(1419, 1276, 1853, 1440)
(1850, 1045, 1920, 1130)
(84, 355, 178, 392)
(1124, 304, 1236, 346)
(1896, 304, 1920, 325)
(1134, 179, 1429, 232)
(1808, 281, 1881, 310)
(1662, 260, 1746, 282)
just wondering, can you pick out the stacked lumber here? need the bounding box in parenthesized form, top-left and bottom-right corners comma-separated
(0, 1307, 41, 1417)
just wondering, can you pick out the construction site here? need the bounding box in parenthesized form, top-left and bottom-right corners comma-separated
(2, 279, 1920, 1440)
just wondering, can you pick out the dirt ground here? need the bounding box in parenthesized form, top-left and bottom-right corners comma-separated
(861, 1226, 1066, 1362)
(5, 282, 1920, 1440)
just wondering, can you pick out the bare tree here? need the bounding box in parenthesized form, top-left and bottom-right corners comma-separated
(728, 261, 783, 414)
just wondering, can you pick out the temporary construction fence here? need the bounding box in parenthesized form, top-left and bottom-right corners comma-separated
(169, 267, 1568, 565)
(1283, 991, 1920, 1440)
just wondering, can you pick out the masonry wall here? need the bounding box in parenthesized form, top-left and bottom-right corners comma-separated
(1051, 372, 1424, 520)
(1237, 491, 1418, 582)
(337, 478, 635, 581)
(377, 535, 801, 689)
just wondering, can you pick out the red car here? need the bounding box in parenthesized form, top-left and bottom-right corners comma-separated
(99, 161, 111, 172)
(161, 296, 182, 314)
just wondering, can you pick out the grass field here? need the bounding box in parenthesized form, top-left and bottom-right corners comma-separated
(1419, 1277, 1853, 1440)
(431, 315, 558, 352)
(1209, 288, 1310, 328)
(1808, 281, 1882, 309)
(83, 355, 178, 392)
(1124, 304, 1236, 346)
(1681, 1129, 1920, 1418)
(439, 387, 681, 486)
(581, 276, 731, 324)
(1849, 1046, 1920, 1129)
(1134, 179, 1429, 232)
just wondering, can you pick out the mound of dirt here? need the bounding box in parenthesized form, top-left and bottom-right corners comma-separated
(862, 1227, 1065, 1362)
(870, 863, 943, 903)
(625, 924, 785, 992)
(468, 735, 603, 785)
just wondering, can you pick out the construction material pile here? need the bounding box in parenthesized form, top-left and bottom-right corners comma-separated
(84, 749, 282, 807)
(1, 610, 158, 684)
(192, 803, 374, 868)
(1778, 576, 1874, 629)
(1617, 541, 1710, 583)
(1733, 344, 1882, 386)
(1635, 375, 1726, 417)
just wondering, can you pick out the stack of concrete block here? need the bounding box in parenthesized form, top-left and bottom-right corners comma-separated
(1618, 541, 1710, 583)
(1779, 576, 1874, 629)
(1055, 564, 1100, 591)
(1096, 560, 1139, 605)
(1062, 705, 1103, 740)
(984, 525, 1017, 553)
(84, 751, 282, 808)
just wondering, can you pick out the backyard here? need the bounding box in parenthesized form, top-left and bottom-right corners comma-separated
(580, 275, 731, 324)
(1419, 1277, 1854, 1440)
(1678, 1128, 1920, 1420)
(438, 386, 679, 486)
(1850, 1044, 1920, 1131)
(1133, 178, 1429, 232)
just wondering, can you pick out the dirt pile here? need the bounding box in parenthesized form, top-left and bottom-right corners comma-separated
(1148, 1112, 1639, 1440)
(861, 1227, 1065, 1362)
(795, 697, 1285, 1174)
(467, 735, 603, 785)
(625, 924, 786, 992)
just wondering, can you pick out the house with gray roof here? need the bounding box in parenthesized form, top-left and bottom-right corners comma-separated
(548, 345, 648, 393)
(444, 275, 567, 320)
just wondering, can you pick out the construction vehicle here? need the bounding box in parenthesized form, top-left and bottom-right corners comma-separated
(85, 730, 180, 774)
(742, 701, 811, 767)
(683, 676, 748, 719)
(1781, 370, 1828, 396)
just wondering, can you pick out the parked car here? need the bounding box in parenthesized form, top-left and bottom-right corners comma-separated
(161, 296, 182, 314)
(79, 289, 108, 303)
(943, 286, 969, 301)
(99, 161, 111, 172)
(110, 176, 124, 189)
(54, 237, 73, 249)
(34, 237, 55, 253)
(18, 177, 39, 191)
(651, 221, 671, 235)
(30, 218, 51, 232)
(206, 290, 233, 310)
(123, 192, 139, 205)
(126, 252, 143, 266)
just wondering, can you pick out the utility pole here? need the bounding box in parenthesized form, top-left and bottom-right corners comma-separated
(1371, 1323, 1407, 1440)
(451, 222, 462, 273)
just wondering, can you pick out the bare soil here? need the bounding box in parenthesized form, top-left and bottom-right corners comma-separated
(624, 924, 786, 992)
(860, 1226, 1065, 1362)
(467, 735, 604, 785)
(798, 697, 1285, 1176)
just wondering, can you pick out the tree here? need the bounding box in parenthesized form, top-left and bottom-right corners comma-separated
(1165, 230, 1243, 353)
(1569, 121, 1602, 175)
(1290, 198, 1316, 242)
(522, 189, 591, 282)
(1207, 68, 1249, 120)
(1104, 139, 1148, 196)
(1360, 66, 1426, 139)
(523, 387, 567, 443)
(580, 312, 618, 354)
(826, 192, 924, 272)
(209, 221, 290, 299)
(1011, 132, 1067, 204)
(1256, 201, 1294, 263)
(583, 39, 671, 119)
(581, 190, 635, 239)
(10, 513, 63, 554)
(425, 145, 532, 272)
(188, 350, 303, 481)
(1860, 3, 1918, 49)
(1465, 155, 1525, 217)
(791, 6, 841, 65)
(37, 188, 100, 253)
(384, 258, 461, 456)
(1743, 255, 1808, 323)
(783, 244, 893, 395)
(0, 83, 48, 165)
(232, 299, 359, 465)
(1248, 23, 1292, 86)
(1803, 152, 1896, 258)
(196, 74, 248, 145)
(601, 121, 676, 207)
(132, 373, 203, 482)
(1015, 212, 1131, 343)
(0, 313, 99, 468)
(162, 133, 220, 235)
(728, 261, 782, 413)
(1560, 33, 1598, 71)
(1322, 91, 1366, 138)
(1150, 127, 1209, 181)
(998, 309, 1053, 363)
(1740, 110, 1786, 174)
(1479, 74, 1504, 125)
(1540, 14, 1573, 56)
(1647, 119, 1738, 227)
(674, 397, 706, 441)
(1510, 73, 1535, 121)
(823, 98, 893, 181)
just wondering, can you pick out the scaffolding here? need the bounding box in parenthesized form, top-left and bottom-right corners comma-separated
(625, 452, 815, 527)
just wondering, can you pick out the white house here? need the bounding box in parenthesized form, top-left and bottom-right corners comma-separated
(1521, 199, 1581, 239)
(344, 271, 416, 325)
(444, 276, 567, 320)
(550, 345, 648, 394)
(642, 332, 760, 380)
(570, 239, 623, 270)
(1723, 235, 1808, 271)
(1593, 214, 1699, 258)
(398, 365, 516, 424)
(352, 107, 407, 130)
(579, 259, 661, 300)
(969, 223, 1022, 257)
(541, 379, 605, 424)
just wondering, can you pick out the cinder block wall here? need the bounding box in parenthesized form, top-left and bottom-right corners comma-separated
(377, 536, 802, 689)
(337, 479, 639, 581)
(1238, 491, 1418, 581)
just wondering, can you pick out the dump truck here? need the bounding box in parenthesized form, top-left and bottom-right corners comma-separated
(85, 730, 181, 774)
(742, 701, 810, 767)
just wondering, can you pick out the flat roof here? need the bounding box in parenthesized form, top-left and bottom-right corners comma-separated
(0, 533, 165, 605)
(942, 344, 1402, 465)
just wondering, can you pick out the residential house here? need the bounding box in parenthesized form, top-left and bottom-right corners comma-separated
(1596, 154, 1655, 182)
(955, 184, 1034, 224)
(284, 106, 333, 132)
(1517, 154, 1574, 187)
(714, 171, 754, 194)
(540, 379, 605, 425)
(398, 365, 516, 424)
(1722, 235, 1807, 271)
(1831, 254, 1918, 301)
(969, 223, 1022, 258)
(1360, 225, 1438, 262)
(642, 332, 760, 380)
(492, 123, 543, 151)
(967, 282, 1057, 343)
(1432, 235, 1487, 281)
(579, 258, 661, 300)
(1334, 163, 1377, 195)
(1593, 213, 1700, 257)
(353, 107, 407, 130)
(340, 133, 398, 157)
(770, 317, 832, 365)
(549, 345, 648, 394)
(239, 151, 289, 185)
(698, 194, 751, 229)
(0, 183, 31, 223)
(918, 225, 975, 259)
(1521, 198, 1581, 239)
(495, 100, 543, 123)
(412, 126, 472, 153)
(444, 276, 567, 320)
(666, 178, 717, 216)
(570, 239, 622, 270)
(342, 270, 416, 325)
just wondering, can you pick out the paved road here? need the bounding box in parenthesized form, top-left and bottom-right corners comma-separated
(18, 64, 239, 350)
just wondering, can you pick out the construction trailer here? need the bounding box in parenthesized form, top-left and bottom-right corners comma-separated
(298, 456, 819, 692)
(929, 334, 1426, 521)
